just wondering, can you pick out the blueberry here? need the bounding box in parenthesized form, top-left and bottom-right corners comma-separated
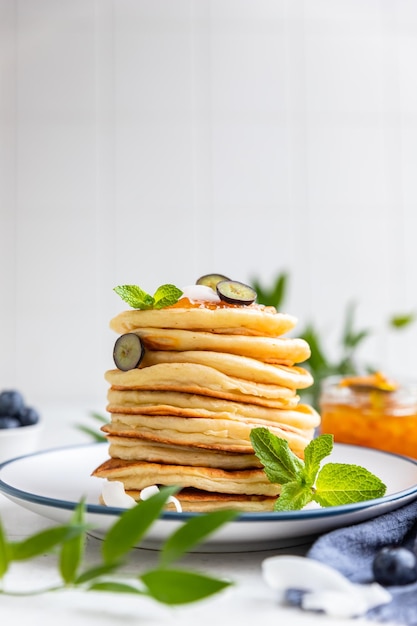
(372, 546, 417, 586)
(18, 406, 40, 426)
(0, 416, 21, 429)
(0, 390, 25, 417)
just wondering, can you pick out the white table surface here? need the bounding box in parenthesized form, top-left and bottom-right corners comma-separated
(0, 406, 393, 626)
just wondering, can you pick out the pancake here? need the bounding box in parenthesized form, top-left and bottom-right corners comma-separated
(132, 328, 310, 364)
(95, 279, 318, 512)
(110, 301, 297, 337)
(98, 488, 276, 512)
(102, 411, 315, 457)
(140, 350, 313, 388)
(106, 436, 263, 469)
(92, 457, 281, 496)
(125, 489, 277, 512)
(106, 389, 319, 429)
(105, 363, 298, 407)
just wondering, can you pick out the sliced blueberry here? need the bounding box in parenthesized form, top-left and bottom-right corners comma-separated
(372, 546, 417, 586)
(0, 390, 25, 417)
(196, 273, 231, 291)
(0, 416, 21, 429)
(19, 406, 40, 426)
(113, 333, 145, 371)
(216, 280, 257, 306)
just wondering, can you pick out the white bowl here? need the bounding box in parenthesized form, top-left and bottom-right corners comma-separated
(0, 420, 43, 464)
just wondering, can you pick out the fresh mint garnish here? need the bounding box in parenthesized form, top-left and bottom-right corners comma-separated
(250, 428, 387, 511)
(249, 427, 304, 484)
(114, 284, 183, 310)
(0, 489, 237, 606)
(313, 462, 388, 507)
(114, 285, 154, 309)
(153, 284, 184, 309)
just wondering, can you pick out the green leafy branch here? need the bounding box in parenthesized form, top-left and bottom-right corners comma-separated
(0, 488, 237, 605)
(299, 301, 372, 409)
(250, 428, 386, 511)
(252, 272, 416, 409)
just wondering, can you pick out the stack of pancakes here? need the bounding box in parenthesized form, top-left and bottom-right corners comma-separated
(93, 293, 320, 512)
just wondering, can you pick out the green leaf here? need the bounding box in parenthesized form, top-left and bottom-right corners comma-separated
(250, 427, 304, 484)
(76, 562, 121, 585)
(271, 272, 288, 309)
(314, 463, 387, 507)
(10, 525, 87, 561)
(346, 329, 370, 350)
(113, 285, 154, 309)
(299, 324, 330, 373)
(89, 411, 109, 424)
(88, 581, 145, 595)
(251, 428, 387, 511)
(274, 481, 313, 511)
(102, 486, 179, 564)
(160, 510, 238, 567)
(341, 302, 370, 350)
(75, 424, 107, 442)
(389, 313, 417, 329)
(59, 501, 86, 584)
(113, 284, 183, 310)
(340, 301, 356, 349)
(140, 568, 232, 605)
(303, 434, 334, 485)
(0, 519, 10, 578)
(153, 284, 183, 309)
(251, 272, 288, 308)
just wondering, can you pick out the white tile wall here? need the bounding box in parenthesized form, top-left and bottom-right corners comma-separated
(1, 0, 417, 414)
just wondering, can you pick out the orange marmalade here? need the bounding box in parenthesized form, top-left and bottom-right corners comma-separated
(319, 373, 417, 458)
(168, 297, 269, 311)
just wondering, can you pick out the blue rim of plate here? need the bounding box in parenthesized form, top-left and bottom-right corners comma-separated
(1, 441, 417, 523)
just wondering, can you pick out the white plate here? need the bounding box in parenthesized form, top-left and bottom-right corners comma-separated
(1, 442, 417, 552)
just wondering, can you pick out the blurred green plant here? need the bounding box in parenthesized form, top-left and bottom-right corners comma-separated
(252, 272, 416, 410)
(76, 411, 107, 442)
(0, 490, 237, 605)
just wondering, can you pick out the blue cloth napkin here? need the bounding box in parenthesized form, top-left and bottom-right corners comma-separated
(306, 499, 417, 625)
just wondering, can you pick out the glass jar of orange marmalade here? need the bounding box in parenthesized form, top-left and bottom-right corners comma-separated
(319, 372, 417, 458)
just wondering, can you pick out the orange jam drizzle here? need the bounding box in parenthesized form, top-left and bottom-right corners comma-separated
(167, 297, 262, 311)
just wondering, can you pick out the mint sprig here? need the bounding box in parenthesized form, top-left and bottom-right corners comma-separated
(0, 488, 237, 606)
(114, 284, 183, 309)
(250, 428, 387, 511)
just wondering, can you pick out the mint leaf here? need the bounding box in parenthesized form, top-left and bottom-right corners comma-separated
(114, 284, 183, 309)
(250, 427, 304, 484)
(274, 481, 313, 511)
(114, 285, 155, 309)
(314, 463, 387, 507)
(303, 433, 334, 485)
(251, 428, 387, 511)
(153, 284, 183, 309)
(140, 568, 232, 605)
